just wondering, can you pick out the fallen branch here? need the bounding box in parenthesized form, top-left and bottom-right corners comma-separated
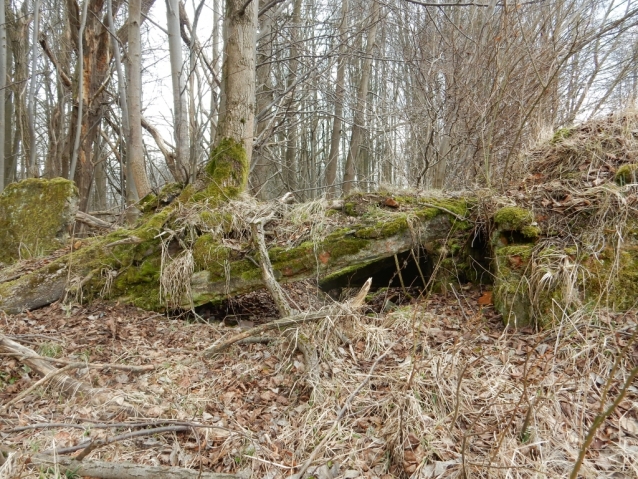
(9, 354, 155, 372)
(251, 219, 293, 317)
(2, 363, 79, 410)
(203, 278, 372, 358)
(0, 334, 110, 407)
(27, 453, 240, 479)
(45, 425, 198, 455)
(75, 210, 118, 231)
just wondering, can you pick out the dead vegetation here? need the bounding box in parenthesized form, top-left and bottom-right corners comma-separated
(1, 285, 637, 478)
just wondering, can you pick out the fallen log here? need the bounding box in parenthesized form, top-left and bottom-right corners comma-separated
(0, 194, 472, 314)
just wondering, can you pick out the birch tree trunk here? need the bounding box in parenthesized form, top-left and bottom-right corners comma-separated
(342, 0, 380, 195)
(166, 0, 189, 183)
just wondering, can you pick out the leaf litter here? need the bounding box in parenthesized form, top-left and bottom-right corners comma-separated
(1, 283, 637, 478)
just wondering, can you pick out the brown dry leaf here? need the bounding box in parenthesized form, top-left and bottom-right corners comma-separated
(477, 291, 493, 306)
(383, 198, 400, 208)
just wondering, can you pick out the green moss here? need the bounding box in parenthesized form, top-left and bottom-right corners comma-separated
(138, 193, 159, 213)
(584, 246, 638, 310)
(494, 206, 534, 231)
(133, 207, 174, 241)
(551, 127, 573, 144)
(0, 178, 78, 264)
(355, 215, 409, 239)
(319, 261, 375, 285)
(615, 164, 638, 186)
(195, 138, 248, 203)
(521, 225, 542, 239)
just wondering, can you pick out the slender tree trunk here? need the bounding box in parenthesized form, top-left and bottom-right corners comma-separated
(325, 0, 348, 199)
(283, 0, 302, 193)
(127, 0, 150, 199)
(343, 0, 380, 195)
(166, 0, 189, 183)
(0, 0, 6, 191)
(249, 0, 274, 198)
(26, 0, 42, 178)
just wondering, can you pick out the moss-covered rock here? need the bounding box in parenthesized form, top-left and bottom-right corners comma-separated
(0, 178, 78, 265)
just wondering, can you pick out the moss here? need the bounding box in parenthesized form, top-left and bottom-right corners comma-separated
(0, 178, 78, 264)
(551, 127, 573, 144)
(138, 193, 159, 213)
(494, 206, 534, 231)
(615, 163, 638, 186)
(583, 245, 638, 310)
(355, 215, 409, 239)
(194, 138, 248, 203)
(343, 202, 360, 217)
(133, 207, 174, 241)
(521, 225, 542, 239)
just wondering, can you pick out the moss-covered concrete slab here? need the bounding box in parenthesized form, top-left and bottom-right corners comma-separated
(0, 178, 78, 265)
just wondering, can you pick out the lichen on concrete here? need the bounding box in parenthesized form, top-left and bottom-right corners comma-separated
(0, 178, 78, 264)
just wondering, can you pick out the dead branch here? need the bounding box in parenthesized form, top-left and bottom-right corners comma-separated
(251, 219, 293, 317)
(2, 363, 79, 410)
(0, 334, 110, 406)
(76, 210, 118, 231)
(202, 278, 371, 358)
(27, 453, 241, 479)
(45, 425, 199, 455)
(11, 354, 156, 372)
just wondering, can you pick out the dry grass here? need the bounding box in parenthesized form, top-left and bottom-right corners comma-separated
(1, 291, 637, 478)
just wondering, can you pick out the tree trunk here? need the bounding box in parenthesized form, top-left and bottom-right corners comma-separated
(127, 0, 151, 198)
(166, 0, 189, 183)
(216, 0, 258, 160)
(0, 195, 468, 314)
(325, 0, 348, 199)
(0, 0, 6, 192)
(342, 1, 380, 195)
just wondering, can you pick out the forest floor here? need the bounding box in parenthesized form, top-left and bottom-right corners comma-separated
(1, 282, 637, 479)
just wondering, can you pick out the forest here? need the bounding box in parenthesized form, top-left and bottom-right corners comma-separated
(1, 0, 638, 477)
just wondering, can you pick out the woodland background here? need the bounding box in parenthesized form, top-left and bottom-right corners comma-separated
(2, 0, 638, 211)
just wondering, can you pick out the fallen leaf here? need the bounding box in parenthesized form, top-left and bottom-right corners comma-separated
(478, 291, 493, 306)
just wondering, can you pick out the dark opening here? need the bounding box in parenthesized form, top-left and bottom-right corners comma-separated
(319, 248, 432, 293)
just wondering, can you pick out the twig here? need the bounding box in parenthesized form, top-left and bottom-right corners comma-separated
(2, 363, 78, 410)
(5, 420, 236, 434)
(7, 353, 155, 372)
(202, 279, 371, 358)
(418, 201, 468, 222)
(569, 366, 638, 478)
(294, 342, 396, 478)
